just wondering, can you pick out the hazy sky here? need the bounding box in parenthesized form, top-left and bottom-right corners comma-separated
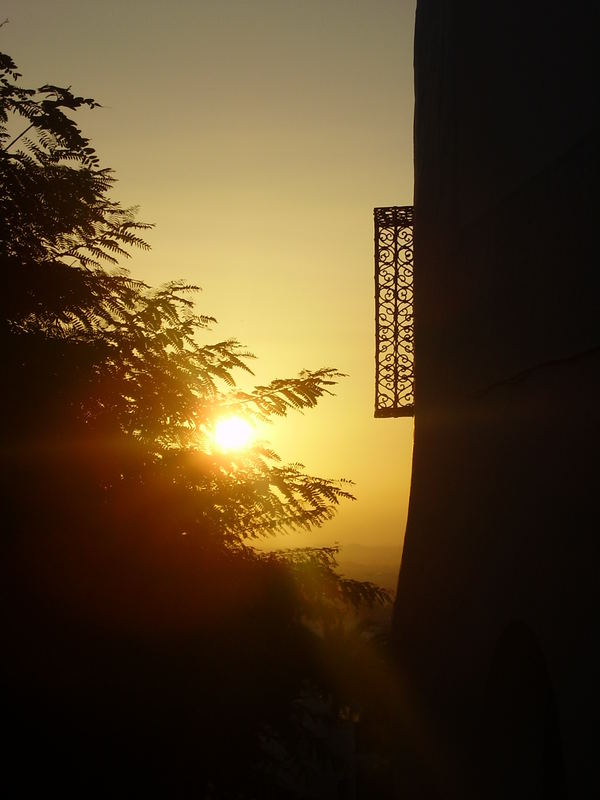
(2, 0, 416, 551)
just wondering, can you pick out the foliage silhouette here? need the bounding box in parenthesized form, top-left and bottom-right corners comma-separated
(1, 51, 389, 798)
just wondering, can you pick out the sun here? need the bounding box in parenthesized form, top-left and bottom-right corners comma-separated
(213, 416, 254, 453)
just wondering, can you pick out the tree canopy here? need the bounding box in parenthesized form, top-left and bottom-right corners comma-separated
(1, 50, 389, 797)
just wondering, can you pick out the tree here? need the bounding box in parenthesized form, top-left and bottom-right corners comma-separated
(1, 51, 388, 797)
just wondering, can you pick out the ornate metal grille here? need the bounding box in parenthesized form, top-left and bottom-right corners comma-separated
(374, 206, 414, 417)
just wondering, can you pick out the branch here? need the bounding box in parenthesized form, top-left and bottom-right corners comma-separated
(3, 122, 35, 152)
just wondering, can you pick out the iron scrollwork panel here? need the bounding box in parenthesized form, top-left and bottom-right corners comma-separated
(374, 206, 414, 417)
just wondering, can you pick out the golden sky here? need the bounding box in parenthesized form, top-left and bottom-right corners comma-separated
(3, 0, 415, 552)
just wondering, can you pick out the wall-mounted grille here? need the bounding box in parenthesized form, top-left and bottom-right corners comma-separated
(374, 206, 414, 417)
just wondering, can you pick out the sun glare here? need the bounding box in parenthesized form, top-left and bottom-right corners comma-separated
(214, 416, 254, 453)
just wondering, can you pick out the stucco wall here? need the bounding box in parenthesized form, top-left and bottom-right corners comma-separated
(393, 3, 599, 797)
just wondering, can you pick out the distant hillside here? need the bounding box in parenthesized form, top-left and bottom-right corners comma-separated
(336, 543, 403, 594)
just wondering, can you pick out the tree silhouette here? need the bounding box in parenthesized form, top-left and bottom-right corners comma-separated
(1, 51, 387, 797)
